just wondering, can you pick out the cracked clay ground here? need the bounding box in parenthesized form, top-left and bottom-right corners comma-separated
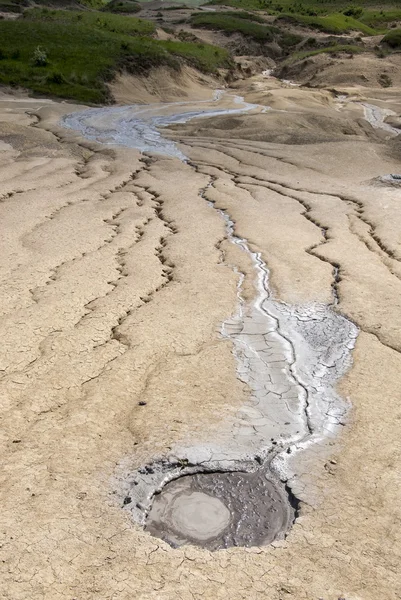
(0, 81, 400, 600)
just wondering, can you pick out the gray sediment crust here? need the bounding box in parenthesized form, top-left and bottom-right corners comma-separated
(62, 94, 358, 549)
(62, 93, 261, 161)
(362, 103, 400, 136)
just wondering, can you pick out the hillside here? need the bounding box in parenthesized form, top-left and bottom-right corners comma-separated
(0, 6, 231, 103)
(137, 0, 401, 88)
(1, 0, 401, 102)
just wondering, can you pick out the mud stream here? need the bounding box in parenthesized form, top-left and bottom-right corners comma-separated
(63, 93, 358, 550)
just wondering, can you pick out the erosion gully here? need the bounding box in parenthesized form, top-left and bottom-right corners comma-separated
(63, 92, 359, 550)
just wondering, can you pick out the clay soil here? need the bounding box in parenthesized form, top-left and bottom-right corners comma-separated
(0, 62, 400, 600)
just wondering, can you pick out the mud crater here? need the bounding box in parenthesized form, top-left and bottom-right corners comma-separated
(122, 457, 297, 550)
(147, 467, 295, 549)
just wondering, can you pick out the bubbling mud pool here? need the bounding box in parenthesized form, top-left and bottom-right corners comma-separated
(62, 92, 358, 549)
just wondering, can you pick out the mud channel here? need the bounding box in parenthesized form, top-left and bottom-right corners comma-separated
(63, 92, 359, 550)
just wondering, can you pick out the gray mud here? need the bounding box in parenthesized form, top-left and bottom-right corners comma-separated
(63, 93, 261, 160)
(362, 102, 400, 136)
(62, 92, 358, 550)
(146, 469, 294, 550)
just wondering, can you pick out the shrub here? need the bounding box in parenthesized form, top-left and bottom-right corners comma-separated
(281, 32, 303, 47)
(284, 44, 364, 65)
(32, 46, 48, 66)
(343, 6, 363, 19)
(46, 72, 67, 84)
(379, 73, 392, 87)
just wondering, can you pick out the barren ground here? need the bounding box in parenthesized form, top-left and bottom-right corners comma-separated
(0, 67, 400, 600)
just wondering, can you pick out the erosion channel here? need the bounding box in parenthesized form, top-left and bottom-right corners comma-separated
(63, 92, 358, 550)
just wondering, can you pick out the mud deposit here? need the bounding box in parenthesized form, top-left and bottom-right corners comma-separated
(63, 92, 358, 549)
(63, 92, 261, 160)
(146, 470, 293, 550)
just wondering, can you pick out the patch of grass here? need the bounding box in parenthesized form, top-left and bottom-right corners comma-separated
(24, 8, 155, 36)
(382, 28, 401, 48)
(120, 37, 232, 74)
(102, 0, 141, 13)
(207, 0, 273, 10)
(0, 19, 124, 103)
(207, 0, 399, 12)
(191, 10, 304, 48)
(191, 12, 278, 40)
(284, 43, 364, 64)
(0, 15, 231, 103)
(280, 31, 303, 47)
(1, 0, 109, 8)
(206, 1, 401, 35)
(359, 9, 401, 28)
(213, 10, 267, 22)
(78, 0, 108, 7)
(278, 13, 377, 35)
(160, 39, 232, 71)
(162, 5, 188, 10)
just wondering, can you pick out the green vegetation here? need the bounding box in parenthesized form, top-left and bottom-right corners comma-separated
(0, 9, 231, 104)
(207, 0, 401, 36)
(360, 9, 401, 27)
(163, 5, 189, 10)
(1, 0, 399, 106)
(78, 0, 108, 7)
(157, 39, 231, 71)
(191, 10, 303, 48)
(382, 28, 401, 48)
(0, 19, 120, 103)
(0, 0, 109, 9)
(24, 8, 155, 36)
(191, 12, 277, 40)
(278, 13, 377, 34)
(102, 0, 141, 13)
(212, 10, 267, 22)
(284, 43, 363, 63)
(208, 0, 401, 12)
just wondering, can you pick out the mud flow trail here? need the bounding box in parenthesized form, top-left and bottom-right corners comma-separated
(63, 92, 263, 160)
(62, 92, 358, 550)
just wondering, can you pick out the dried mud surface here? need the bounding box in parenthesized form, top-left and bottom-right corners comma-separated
(0, 77, 400, 600)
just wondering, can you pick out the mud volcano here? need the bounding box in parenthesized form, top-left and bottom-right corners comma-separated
(63, 93, 358, 551)
(145, 469, 294, 550)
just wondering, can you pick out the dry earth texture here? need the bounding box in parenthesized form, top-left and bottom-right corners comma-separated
(0, 64, 401, 600)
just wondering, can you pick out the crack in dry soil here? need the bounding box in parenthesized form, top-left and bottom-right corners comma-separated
(61, 94, 358, 550)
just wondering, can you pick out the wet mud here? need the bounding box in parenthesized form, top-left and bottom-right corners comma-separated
(63, 92, 262, 160)
(146, 469, 294, 550)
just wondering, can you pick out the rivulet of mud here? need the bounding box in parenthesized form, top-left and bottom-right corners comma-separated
(62, 92, 358, 550)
